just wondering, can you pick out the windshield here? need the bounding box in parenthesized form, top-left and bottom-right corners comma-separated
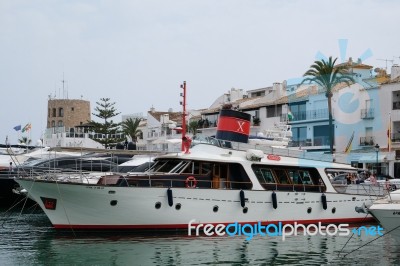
(20, 157, 51, 167)
(191, 134, 232, 149)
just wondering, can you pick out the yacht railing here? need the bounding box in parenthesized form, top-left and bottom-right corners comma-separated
(12, 167, 107, 184)
(192, 134, 334, 162)
(95, 175, 330, 192)
(332, 183, 387, 197)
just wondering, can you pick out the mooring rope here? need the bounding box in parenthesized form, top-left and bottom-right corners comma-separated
(340, 223, 400, 259)
(337, 212, 370, 258)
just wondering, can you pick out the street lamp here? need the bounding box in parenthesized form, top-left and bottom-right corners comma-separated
(375, 143, 380, 174)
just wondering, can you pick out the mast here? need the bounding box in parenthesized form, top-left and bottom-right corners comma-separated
(180, 81, 187, 151)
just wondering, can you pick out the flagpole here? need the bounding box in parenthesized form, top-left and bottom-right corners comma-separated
(388, 113, 392, 153)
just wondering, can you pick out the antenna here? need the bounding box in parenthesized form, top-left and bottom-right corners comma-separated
(377, 58, 394, 71)
(61, 72, 66, 99)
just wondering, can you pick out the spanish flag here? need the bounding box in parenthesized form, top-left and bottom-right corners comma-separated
(344, 131, 354, 154)
(388, 113, 392, 152)
(22, 123, 31, 133)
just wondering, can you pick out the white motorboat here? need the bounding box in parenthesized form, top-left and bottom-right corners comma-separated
(368, 190, 400, 240)
(248, 123, 292, 147)
(16, 110, 379, 230)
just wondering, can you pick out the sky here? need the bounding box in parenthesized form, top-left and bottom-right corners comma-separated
(1, 0, 400, 144)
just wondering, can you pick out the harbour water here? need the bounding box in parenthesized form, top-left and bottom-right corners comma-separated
(1, 207, 400, 265)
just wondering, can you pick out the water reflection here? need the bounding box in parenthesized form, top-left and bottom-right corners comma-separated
(1, 209, 400, 265)
(29, 231, 400, 265)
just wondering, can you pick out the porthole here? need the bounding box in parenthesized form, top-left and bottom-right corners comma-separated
(155, 202, 161, 209)
(332, 207, 336, 214)
(110, 200, 118, 206)
(175, 203, 182, 210)
(213, 205, 219, 213)
(243, 207, 248, 214)
(307, 207, 312, 214)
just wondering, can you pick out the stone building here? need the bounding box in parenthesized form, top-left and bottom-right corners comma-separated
(47, 99, 91, 130)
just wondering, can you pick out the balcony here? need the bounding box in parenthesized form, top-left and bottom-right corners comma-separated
(289, 139, 312, 148)
(359, 136, 375, 146)
(392, 133, 400, 143)
(393, 101, 400, 110)
(88, 133, 125, 140)
(280, 108, 329, 123)
(360, 109, 374, 119)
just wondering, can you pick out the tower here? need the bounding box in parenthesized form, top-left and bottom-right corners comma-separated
(47, 98, 91, 131)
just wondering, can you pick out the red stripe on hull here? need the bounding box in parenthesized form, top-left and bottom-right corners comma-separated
(53, 217, 375, 230)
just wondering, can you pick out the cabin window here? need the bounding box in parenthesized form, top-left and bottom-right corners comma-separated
(200, 163, 212, 175)
(172, 161, 191, 173)
(181, 161, 212, 175)
(287, 169, 315, 185)
(150, 159, 182, 173)
(181, 161, 195, 174)
(252, 166, 276, 184)
(56, 159, 77, 168)
(252, 165, 323, 191)
(287, 170, 303, 184)
(299, 170, 313, 184)
(273, 168, 290, 184)
(228, 163, 252, 190)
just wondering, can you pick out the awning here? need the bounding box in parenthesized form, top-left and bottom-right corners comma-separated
(357, 154, 387, 163)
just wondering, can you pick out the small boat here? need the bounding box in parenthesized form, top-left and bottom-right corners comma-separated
(248, 123, 292, 147)
(1, 154, 129, 206)
(368, 190, 400, 240)
(0, 144, 52, 169)
(16, 110, 380, 230)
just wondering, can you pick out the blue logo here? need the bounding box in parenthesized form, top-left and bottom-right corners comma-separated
(351, 225, 384, 237)
(338, 92, 359, 114)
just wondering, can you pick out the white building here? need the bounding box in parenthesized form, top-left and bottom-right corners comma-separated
(198, 59, 400, 177)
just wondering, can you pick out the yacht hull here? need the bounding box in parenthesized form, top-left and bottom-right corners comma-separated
(17, 179, 374, 230)
(369, 203, 400, 239)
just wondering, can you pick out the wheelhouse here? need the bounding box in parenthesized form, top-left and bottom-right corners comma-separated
(98, 157, 326, 192)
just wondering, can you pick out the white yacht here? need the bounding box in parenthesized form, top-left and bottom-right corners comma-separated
(15, 110, 380, 230)
(368, 190, 400, 240)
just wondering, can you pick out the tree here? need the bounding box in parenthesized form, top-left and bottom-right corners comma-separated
(89, 98, 125, 148)
(253, 117, 260, 126)
(121, 117, 142, 142)
(188, 120, 199, 135)
(302, 56, 355, 154)
(18, 136, 31, 145)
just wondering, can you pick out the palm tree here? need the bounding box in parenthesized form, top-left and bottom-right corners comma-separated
(18, 136, 32, 145)
(188, 120, 199, 136)
(121, 118, 142, 142)
(302, 56, 355, 154)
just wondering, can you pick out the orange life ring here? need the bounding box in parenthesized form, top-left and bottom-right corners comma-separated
(185, 176, 197, 188)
